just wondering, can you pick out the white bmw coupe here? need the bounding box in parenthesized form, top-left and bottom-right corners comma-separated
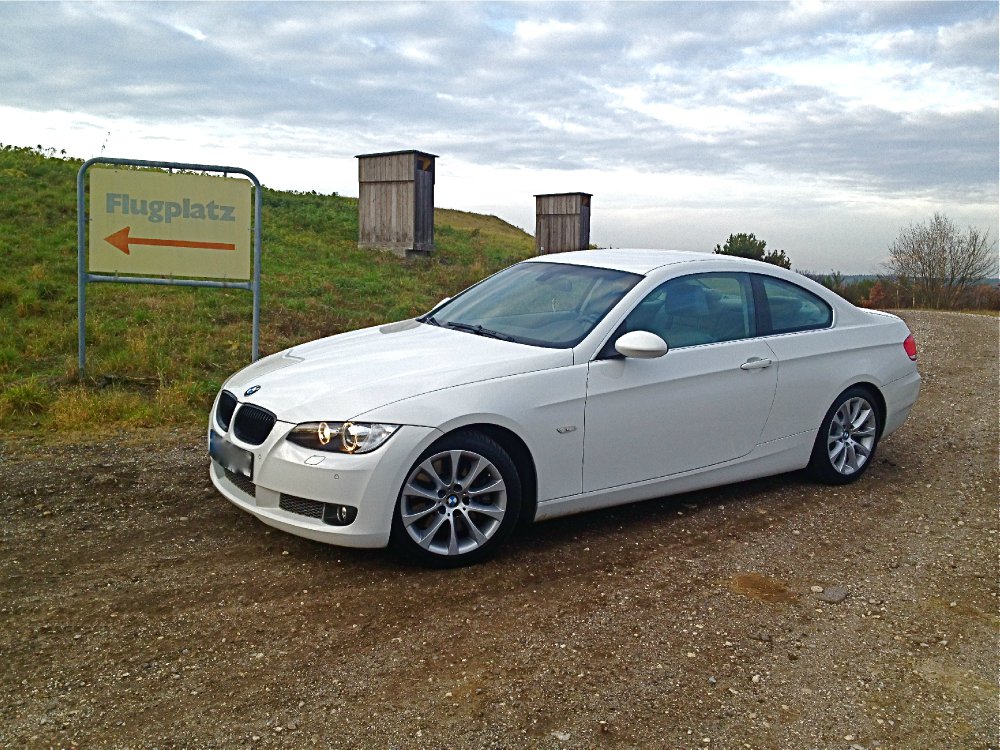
(209, 249, 920, 565)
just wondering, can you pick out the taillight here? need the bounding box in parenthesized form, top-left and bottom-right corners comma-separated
(903, 334, 917, 361)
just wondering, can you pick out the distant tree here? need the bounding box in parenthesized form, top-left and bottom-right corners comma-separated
(762, 248, 791, 269)
(714, 232, 764, 260)
(819, 270, 848, 298)
(853, 277, 876, 305)
(824, 270, 846, 293)
(968, 283, 1000, 310)
(864, 280, 888, 309)
(885, 213, 997, 309)
(714, 232, 791, 268)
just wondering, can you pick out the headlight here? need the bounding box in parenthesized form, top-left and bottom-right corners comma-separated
(286, 421, 399, 454)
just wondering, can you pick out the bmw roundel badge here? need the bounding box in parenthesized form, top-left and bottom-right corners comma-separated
(244, 385, 261, 397)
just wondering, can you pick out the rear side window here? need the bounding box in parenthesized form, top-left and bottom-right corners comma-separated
(757, 276, 832, 334)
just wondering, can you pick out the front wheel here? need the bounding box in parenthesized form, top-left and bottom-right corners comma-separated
(391, 431, 521, 567)
(809, 387, 882, 485)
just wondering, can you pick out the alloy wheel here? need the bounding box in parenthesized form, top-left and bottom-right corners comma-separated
(399, 449, 508, 556)
(826, 396, 878, 475)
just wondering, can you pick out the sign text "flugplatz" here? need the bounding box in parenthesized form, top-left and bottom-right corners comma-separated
(106, 193, 237, 224)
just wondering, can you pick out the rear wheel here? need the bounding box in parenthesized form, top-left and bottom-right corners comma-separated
(391, 431, 521, 567)
(809, 386, 881, 485)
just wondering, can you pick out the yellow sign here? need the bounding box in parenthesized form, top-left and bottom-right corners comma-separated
(89, 168, 252, 280)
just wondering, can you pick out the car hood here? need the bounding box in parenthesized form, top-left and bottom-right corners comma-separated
(223, 319, 572, 425)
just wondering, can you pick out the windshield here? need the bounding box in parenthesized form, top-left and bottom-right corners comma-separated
(423, 262, 642, 348)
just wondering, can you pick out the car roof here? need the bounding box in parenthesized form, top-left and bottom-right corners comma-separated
(526, 248, 739, 275)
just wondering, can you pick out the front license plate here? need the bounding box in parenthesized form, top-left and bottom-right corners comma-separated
(210, 430, 254, 480)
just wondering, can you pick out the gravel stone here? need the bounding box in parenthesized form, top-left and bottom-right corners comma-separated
(815, 586, 850, 603)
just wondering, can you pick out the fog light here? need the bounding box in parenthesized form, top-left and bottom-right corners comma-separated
(322, 503, 357, 527)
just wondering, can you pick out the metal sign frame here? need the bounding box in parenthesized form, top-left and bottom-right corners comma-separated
(77, 157, 263, 381)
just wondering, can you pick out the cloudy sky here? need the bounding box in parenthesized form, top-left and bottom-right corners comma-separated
(2, 1, 997, 272)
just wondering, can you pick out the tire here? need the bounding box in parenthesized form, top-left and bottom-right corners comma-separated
(391, 431, 522, 567)
(809, 386, 882, 485)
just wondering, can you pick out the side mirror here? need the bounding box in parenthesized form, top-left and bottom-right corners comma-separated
(615, 330, 669, 359)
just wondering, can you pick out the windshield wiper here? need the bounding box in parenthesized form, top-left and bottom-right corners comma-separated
(445, 321, 514, 342)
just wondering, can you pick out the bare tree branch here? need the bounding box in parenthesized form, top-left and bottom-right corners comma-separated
(885, 213, 998, 309)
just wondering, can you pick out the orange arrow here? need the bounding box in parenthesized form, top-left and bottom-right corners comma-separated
(104, 226, 236, 255)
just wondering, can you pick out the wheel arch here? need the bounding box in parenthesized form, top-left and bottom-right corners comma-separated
(437, 422, 538, 527)
(839, 380, 887, 438)
(808, 380, 886, 485)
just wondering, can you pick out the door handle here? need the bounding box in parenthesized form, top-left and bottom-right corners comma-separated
(740, 357, 773, 371)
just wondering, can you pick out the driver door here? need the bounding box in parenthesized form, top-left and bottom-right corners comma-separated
(583, 272, 777, 492)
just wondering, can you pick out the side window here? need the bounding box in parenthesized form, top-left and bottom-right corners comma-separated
(758, 276, 832, 334)
(620, 272, 754, 348)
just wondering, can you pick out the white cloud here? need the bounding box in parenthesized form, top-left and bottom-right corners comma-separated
(760, 41, 994, 115)
(398, 42, 439, 65)
(167, 21, 207, 42)
(513, 18, 607, 43)
(0, 0, 995, 273)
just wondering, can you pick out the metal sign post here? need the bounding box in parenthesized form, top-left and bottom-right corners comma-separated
(77, 157, 263, 381)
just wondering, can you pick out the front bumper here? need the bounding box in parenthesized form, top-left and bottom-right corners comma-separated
(209, 419, 441, 549)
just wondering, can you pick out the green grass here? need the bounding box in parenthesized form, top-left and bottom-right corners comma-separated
(0, 145, 534, 433)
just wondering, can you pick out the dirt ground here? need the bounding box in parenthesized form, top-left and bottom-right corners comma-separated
(2, 310, 997, 750)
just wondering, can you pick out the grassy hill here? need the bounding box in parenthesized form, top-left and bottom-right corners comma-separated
(0, 145, 535, 432)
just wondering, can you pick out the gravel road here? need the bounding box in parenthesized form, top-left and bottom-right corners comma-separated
(1, 310, 997, 750)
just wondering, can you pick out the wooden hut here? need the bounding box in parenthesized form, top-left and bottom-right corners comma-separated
(357, 150, 436, 256)
(535, 193, 591, 255)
